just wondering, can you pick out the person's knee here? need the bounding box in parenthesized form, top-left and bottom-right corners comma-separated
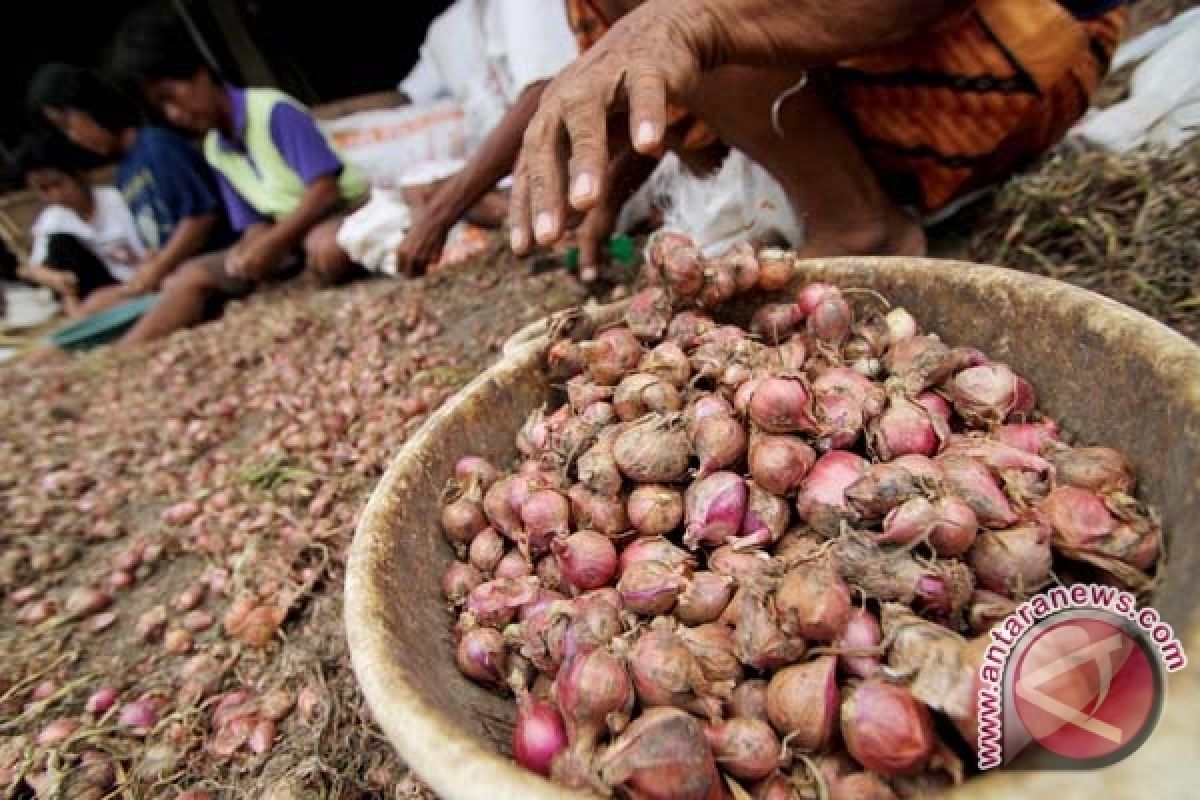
(165, 257, 220, 294)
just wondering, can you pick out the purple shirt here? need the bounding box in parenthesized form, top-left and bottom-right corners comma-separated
(213, 87, 345, 231)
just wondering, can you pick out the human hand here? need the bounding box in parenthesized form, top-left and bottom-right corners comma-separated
(575, 203, 618, 283)
(509, 0, 710, 253)
(395, 209, 452, 277)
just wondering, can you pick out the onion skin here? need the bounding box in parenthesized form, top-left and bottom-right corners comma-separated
(1051, 446, 1135, 495)
(567, 485, 630, 537)
(618, 560, 688, 616)
(995, 419, 1061, 454)
(841, 680, 935, 777)
(553, 531, 619, 593)
(795, 451, 868, 535)
(732, 586, 807, 672)
(967, 523, 1054, 597)
(936, 455, 1018, 529)
(748, 435, 816, 497)
(684, 472, 748, 550)
(775, 560, 852, 642)
(676, 622, 743, 685)
(628, 620, 720, 719)
(613, 413, 691, 483)
(675, 571, 735, 625)
(1040, 486, 1159, 577)
(837, 607, 883, 678)
(748, 378, 819, 434)
(704, 717, 781, 782)
(619, 536, 694, 574)
(765, 656, 839, 751)
(728, 679, 769, 721)
(627, 486, 685, 537)
(596, 707, 724, 800)
(456, 626, 507, 687)
(555, 647, 634, 749)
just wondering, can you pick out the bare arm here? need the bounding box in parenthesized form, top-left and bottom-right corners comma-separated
(228, 177, 342, 280)
(128, 213, 218, 293)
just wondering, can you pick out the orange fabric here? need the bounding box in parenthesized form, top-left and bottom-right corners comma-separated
(832, 0, 1126, 210)
(564, 0, 719, 151)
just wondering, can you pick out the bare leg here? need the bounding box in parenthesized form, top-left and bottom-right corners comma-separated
(685, 66, 925, 258)
(119, 254, 226, 346)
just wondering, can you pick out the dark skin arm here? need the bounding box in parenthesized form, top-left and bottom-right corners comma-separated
(227, 175, 342, 281)
(396, 80, 550, 275)
(126, 213, 219, 294)
(576, 139, 658, 278)
(510, 0, 971, 250)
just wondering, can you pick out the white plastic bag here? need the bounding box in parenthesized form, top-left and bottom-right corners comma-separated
(319, 101, 468, 188)
(621, 150, 804, 259)
(1072, 10, 1200, 152)
(336, 188, 412, 275)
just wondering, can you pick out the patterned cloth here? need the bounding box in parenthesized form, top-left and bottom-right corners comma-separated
(830, 0, 1126, 210)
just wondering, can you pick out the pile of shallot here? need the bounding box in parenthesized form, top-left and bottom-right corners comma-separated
(439, 234, 1161, 800)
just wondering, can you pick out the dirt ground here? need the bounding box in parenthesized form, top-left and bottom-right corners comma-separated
(1, 4, 1197, 798)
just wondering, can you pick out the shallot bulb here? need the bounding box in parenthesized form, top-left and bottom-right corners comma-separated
(794, 451, 868, 535)
(495, 550, 533, 579)
(841, 680, 934, 776)
(775, 560, 852, 642)
(581, 328, 644, 385)
(594, 709, 725, 800)
(483, 476, 522, 536)
(752, 303, 804, 344)
(442, 561, 483, 605)
(731, 586, 806, 671)
(640, 342, 692, 388)
(704, 717, 781, 782)
(513, 691, 568, 777)
(728, 679, 768, 721)
(748, 435, 815, 496)
(765, 656, 839, 750)
(748, 377, 818, 434)
(883, 307, 918, 344)
(675, 571, 735, 625)
(949, 364, 1036, 426)
(466, 576, 539, 627)
(615, 373, 683, 421)
(1040, 486, 1158, 577)
(613, 413, 691, 483)
(725, 242, 761, 292)
(441, 482, 487, 546)
(1051, 447, 1135, 494)
(667, 310, 716, 350)
(619, 536, 694, 573)
(553, 531, 619, 593)
(468, 528, 506, 573)
(618, 560, 689, 616)
(967, 524, 1053, 597)
(735, 482, 791, 549)
(520, 489, 570, 556)
(684, 472, 748, 550)
(455, 456, 499, 490)
(676, 622, 743, 685)
(869, 392, 946, 460)
(837, 607, 883, 678)
(456, 626, 507, 687)
(808, 289, 854, 345)
(994, 419, 1061, 454)
(936, 455, 1017, 529)
(567, 484, 630, 536)
(555, 647, 633, 749)
(628, 620, 721, 719)
(625, 287, 673, 341)
(627, 485, 685, 537)
(690, 410, 748, 479)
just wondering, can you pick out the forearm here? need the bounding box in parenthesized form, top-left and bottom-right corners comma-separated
(269, 177, 342, 252)
(20, 263, 69, 292)
(134, 214, 217, 290)
(667, 0, 970, 71)
(428, 82, 549, 224)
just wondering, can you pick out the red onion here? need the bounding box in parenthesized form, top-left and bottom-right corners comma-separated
(468, 528, 506, 573)
(830, 772, 898, 800)
(456, 626, 507, 686)
(483, 476, 522, 535)
(442, 561, 483, 605)
(625, 287, 673, 341)
(562, 590, 625, 659)
(752, 303, 804, 344)
(869, 392, 946, 460)
(704, 717, 781, 782)
(536, 554, 566, 593)
(728, 679, 768, 720)
(555, 647, 633, 748)
(640, 342, 692, 388)
(513, 691, 569, 776)
(795, 450, 867, 535)
(86, 687, 120, 714)
(442, 483, 487, 546)
(757, 248, 793, 291)
(795, 282, 836, 316)
(667, 310, 716, 349)
(619, 536, 693, 573)
(1040, 486, 1158, 574)
(844, 458, 932, 519)
(943, 434, 1051, 474)
(698, 258, 737, 308)
(720, 241, 760, 292)
(765, 656, 839, 750)
(883, 307, 918, 344)
(967, 524, 1053, 596)
(883, 335, 959, 394)
(676, 622, 743, 684)
(748, 377, 818, 434)
(581, 328, 644, 385)
(690, 412, 748, 478)
(709, 545, 774, 583)
(915, 390, 952, 423)
(775, 560, 852, 642)
(596, 707, 723, 800)
(748, 435, 815, 496)
(841, 680, 934, 776)
(549, 340, 586, 378)
(936, 455, 1017, 529)
(967, 589, 1018, 633)
(577, 430, 622, 497)
(37, 718, 81, 746)
(64, 587, 113, 619)
(119, 697, 160, 732)
(734, 377, 763, 418)
(837, 607, 883, 678)
(1051, 446, 1135, 494)
(662, 241, 706, 297)
(684, 472, 748, 550)
(627, 485, 685, 537)
(567, 378, 614, 416)
(466, 576, 539, 627)
(731, 586, 806, 671)
(834, 535, 975, 615)
(554, 531, 619, 592)
(808, 290, 853, 345)
(949, 364, 1036, 426)
(675, 571, 735, 625)
(520, 489, 570, 556)
(736, 482, 791, 549)
(455, 456, 499, 490)
(613, 413, 691, 483)
(628, 620, 721, 719)
(495, 550, 533, 580)
(927, 497, 979, 556)
(994, 419, 1061, 454)
(617, 560, 688, 616)
(567, 484, 630, 536)
(615, 373, 683, 421)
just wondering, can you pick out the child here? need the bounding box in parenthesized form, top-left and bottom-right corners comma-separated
(108, 6, 368, 344)
(16, 133, 146, 318)
(27, 63, 233, 316)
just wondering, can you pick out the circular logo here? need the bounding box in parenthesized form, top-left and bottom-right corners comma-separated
(1012, 615, 1162, 764)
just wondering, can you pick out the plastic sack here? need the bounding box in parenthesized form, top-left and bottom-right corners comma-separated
(319, 101, 468, 188)
(1071, 9, 1200, 152)
(619, 150, 804, 259)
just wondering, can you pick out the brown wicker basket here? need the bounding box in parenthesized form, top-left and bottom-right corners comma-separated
(346, 257, 1200, 800)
